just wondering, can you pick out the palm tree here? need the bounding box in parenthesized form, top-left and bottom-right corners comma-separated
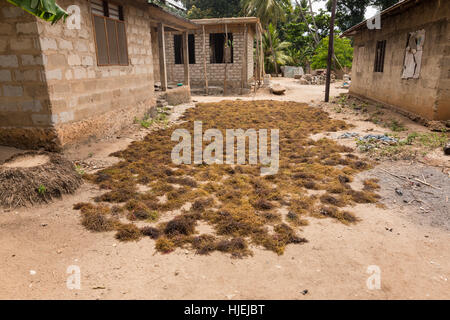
(241, 0, 291, 75)
(7, 0, 68, 24)
(262, 24, 291, 73)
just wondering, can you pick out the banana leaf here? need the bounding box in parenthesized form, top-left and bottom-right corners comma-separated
(7, 0, 68, 24)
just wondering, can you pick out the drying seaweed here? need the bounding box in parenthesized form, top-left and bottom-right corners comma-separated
(74, 100, 380, 257)
(115, 224, 142, 241)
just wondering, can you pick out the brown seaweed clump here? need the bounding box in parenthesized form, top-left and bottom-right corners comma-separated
(0, 151, 83, 208)
(73, 100, 380, 257)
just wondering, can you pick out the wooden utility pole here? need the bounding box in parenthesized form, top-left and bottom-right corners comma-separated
(157, 23, 167, 91)
(241, 23, 248, 94)
(202, 25, 208, 94)
(325, 0, 336, 102)
(223, 24, 228, 96)
(182, 31, 190, 87)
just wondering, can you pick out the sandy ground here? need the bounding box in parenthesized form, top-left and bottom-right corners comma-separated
(0, 79, 449, 300)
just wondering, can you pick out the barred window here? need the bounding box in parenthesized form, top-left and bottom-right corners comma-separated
(174, 34, 195, 64)
(91, 0, 128, 66)
(374, 40, 386, 73)
(210, 33, 233, 64)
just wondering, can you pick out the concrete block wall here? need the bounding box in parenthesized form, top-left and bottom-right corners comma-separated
(435, 19, 450, 120)
(350, 0, 449, 120)
(0, 2, 56, 150)
(165, 24, 255, 90)
(37, 0, 156, 147)
(0, 0, 156, 150)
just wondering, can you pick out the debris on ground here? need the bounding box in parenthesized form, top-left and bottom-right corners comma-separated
(339, 132, 359, 139)
(298, 69, 336, 85)
(360, 134, 398, 144)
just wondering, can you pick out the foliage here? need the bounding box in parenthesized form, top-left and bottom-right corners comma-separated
(241, 0, 291, 25)
(371, 0, 398, 10)
(327, 0, 371, 32)
(311, 36, 353, 70)
(262, 24, 291, 73)
(7, 0, 68, 24)
(282, 2, 331, 69)
(183, 0, 242, 19)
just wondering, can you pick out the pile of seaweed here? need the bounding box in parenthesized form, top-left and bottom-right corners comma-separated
(75, 100, 380, 257)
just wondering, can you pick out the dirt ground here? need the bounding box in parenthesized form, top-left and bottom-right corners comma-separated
(0, 78, 449, 300)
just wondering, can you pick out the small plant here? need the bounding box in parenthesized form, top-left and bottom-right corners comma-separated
(405, 132, 419, 145)
(37, 184, 46, 195)
(140, 119, 152, 128)
(417, 132, 447, 149)
(75, 164, 85, 176)
(389, 120, 406, 132)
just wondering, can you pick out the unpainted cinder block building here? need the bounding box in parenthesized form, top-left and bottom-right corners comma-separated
(0, 0, 197, 151)
(342, 0, 449, 120)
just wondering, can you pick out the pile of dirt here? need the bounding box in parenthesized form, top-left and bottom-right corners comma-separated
(75, 100, 381, 257)
(0, 151, 83, 208)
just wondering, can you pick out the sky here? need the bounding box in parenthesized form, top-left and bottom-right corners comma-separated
(311, 0, 379, 19)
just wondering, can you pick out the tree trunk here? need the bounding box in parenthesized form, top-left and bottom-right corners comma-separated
(268, 31, 278, 76)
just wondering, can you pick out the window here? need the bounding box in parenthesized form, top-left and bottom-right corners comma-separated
(174, 34, 195, 64)
(401, 30, 425, 79)
(91, 0, 128, 66)
(374, 40, 386, 73)
(210, 33, 233, 64)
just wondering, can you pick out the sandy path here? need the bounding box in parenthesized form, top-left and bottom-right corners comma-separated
(1, 80, 448, 300)
(0, 182, 448, 299)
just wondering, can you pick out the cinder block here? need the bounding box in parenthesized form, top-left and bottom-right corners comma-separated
(10, 38, 34, 51)
(2, 6, 24, 18)
(74, 67, 87, 79)
(21, 54, 43, 66)
(3, 85, 23, 96)
(14, 69, 38, 81)
(81, 55, 94, 66)
(0, 70, 11, 81)
(0, 23, 14, 35)
(47, 69, 62, 80)
(58, 39, 73, 50)
(40, 38, 57, 50)
(22, 100, 42, 112)
(0, 55, 18, 67)
(16, 22, 38, 34)
(68, 54, 81, 66)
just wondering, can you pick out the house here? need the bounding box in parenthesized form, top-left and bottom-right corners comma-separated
(162, 17, 264, 94)
(342, 0, 449, 121)
(0, 0, 197, 151)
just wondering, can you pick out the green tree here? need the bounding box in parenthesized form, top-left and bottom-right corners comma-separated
(328, 0, 371, 32)
(241, 0, 291, 74)
(282, 2, 330, 71)
(262, 23, 291, 73)
(371, 0, 398, 10)
(183, 0, 242, 18)
(7, 0, 68, 24)
(311, 36, 353, 70)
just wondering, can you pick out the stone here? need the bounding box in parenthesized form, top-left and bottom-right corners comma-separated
(270, 85, 286, 95)
(444, 143, 450, 156)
